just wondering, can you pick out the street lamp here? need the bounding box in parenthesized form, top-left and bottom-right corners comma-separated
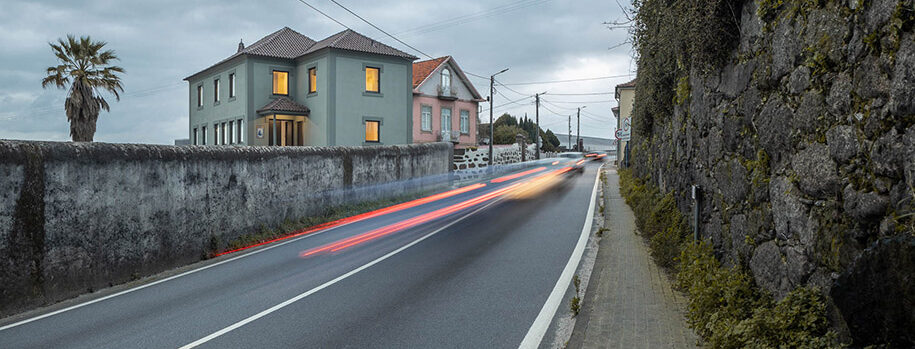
(489, 68, 509, 166)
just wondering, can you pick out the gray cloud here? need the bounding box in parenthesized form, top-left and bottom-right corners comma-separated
(0, 0, 634, 144)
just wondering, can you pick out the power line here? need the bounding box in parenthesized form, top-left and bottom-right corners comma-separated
(396, 0, 552, 37)
(544, 92, 614, 96)
(494, 80, 528, 97)
(480, 94, 534, 113)
(326, 0, 435, 60)
(293, 0, 352, 29)
(499, 74, 634, 86)
(542, 99, 615, 104)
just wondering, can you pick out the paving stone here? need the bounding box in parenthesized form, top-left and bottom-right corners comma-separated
(573, 169, 699, 348)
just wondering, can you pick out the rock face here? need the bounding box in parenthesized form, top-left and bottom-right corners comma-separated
(630, 0, 915, 346)
(831, 236, 915, 347)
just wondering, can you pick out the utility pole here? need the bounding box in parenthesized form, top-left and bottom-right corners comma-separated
(488, 68, 509, 166)
(567, 115, 571, 151)
(576, 107, 581, 152)
(535, 93, 541, 159)
(489, 75, 494, 166)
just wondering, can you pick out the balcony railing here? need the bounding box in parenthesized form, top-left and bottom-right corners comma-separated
(436, 85, 458, 100)
(437, 130, 461, 143)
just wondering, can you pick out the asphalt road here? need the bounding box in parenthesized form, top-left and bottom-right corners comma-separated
(0, 160, 603, 349)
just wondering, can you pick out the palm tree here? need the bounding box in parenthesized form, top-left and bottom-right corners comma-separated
(42, 35, 124, 142)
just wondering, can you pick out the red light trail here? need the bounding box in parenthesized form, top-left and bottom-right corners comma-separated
(211, 182, 487, 257)
(301, 166, 574, 257)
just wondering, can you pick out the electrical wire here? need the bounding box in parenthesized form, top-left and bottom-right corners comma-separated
(293, 0, 352, 30)
(396, 0, 552, 37)
(499, 74, 634, 86)
(325, 0, 436, 60)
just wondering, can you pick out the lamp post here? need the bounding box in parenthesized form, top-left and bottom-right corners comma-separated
(577, 106, 586, 151)
(488, 68, 509, 166)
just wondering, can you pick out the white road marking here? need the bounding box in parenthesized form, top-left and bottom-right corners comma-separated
(179, 201, 498, 348)
(0, 220, 352, 332)
(518, 164, 602, 348)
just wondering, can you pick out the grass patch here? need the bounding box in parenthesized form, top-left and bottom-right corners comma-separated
(208, 190, 435, 258)
(570, 296, 581, 316)
(618, 168, 838, 348)
(596, 227, 609, 237)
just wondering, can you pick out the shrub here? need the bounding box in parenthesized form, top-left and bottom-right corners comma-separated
(620, 169, 838, 347)
(676, 242, 838, 348)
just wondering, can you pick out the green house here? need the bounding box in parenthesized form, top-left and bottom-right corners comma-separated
(184, 27, 417, 146)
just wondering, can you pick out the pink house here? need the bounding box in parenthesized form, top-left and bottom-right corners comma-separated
(412, 56, 484, 148)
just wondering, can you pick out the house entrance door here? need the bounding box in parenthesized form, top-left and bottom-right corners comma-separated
(268, 119, 304, 146)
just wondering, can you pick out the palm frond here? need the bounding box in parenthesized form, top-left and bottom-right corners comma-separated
(43, 34, 125, 142)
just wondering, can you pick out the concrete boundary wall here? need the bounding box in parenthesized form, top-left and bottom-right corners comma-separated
(0, 140, 452, 317)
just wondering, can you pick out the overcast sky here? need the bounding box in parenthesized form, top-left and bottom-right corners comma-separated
(0, 0, 635, 144)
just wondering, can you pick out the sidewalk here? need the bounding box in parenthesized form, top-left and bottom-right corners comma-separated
(568, 168, 699, 348)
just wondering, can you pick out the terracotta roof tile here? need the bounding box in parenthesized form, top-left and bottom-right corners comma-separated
(412, 57, 448, 88)
(617, 78, 637, 88)
(256, 96, 310, 115)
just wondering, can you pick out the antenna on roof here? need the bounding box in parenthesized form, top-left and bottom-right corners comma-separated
(238, 39, 245, 52)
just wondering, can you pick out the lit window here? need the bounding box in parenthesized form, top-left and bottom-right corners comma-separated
(214, 79, 220, 103)
(197, 85, 203, 107)
(441, 68, 451, 95)
(365, 120, 380, 142)
(309, 67, 317, 93)
(421, 105, 432, 131)
(365, 67, 379, 92)
(460, 110, 470, 134)
(229, 73, 236, 98)
(273, 71, 288, 95)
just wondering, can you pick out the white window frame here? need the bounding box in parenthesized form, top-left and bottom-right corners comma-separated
(213, 79, 220, 103)
(460, 110, 470, 134)
(237, 119, 244, 144)
(421, 105, 432, 131)
(441, 107, 452, 133)
(201, 126, 207, 145)
(228, 73, 236, 98)
(228, 121, 234, 144)
(441, 68, 451, 95)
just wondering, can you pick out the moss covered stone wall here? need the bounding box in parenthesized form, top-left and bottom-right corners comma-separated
(629, 0, 914, 345)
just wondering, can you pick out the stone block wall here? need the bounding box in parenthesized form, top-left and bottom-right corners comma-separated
(629, 0, 915, 344)
(0, 140, 452, 317)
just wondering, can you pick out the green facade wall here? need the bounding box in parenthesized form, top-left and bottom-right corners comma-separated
(187, 49, 413, 147)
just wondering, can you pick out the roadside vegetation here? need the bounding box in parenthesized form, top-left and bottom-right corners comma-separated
(619, 168, 838, 348)
(207, 190, 433, 258)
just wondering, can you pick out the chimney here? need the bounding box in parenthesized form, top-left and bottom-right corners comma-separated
(237, 39, 245, 53)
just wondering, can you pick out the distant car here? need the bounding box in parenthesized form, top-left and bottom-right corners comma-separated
(557, 152, 586, 174)
(585, 151, 607, 161)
